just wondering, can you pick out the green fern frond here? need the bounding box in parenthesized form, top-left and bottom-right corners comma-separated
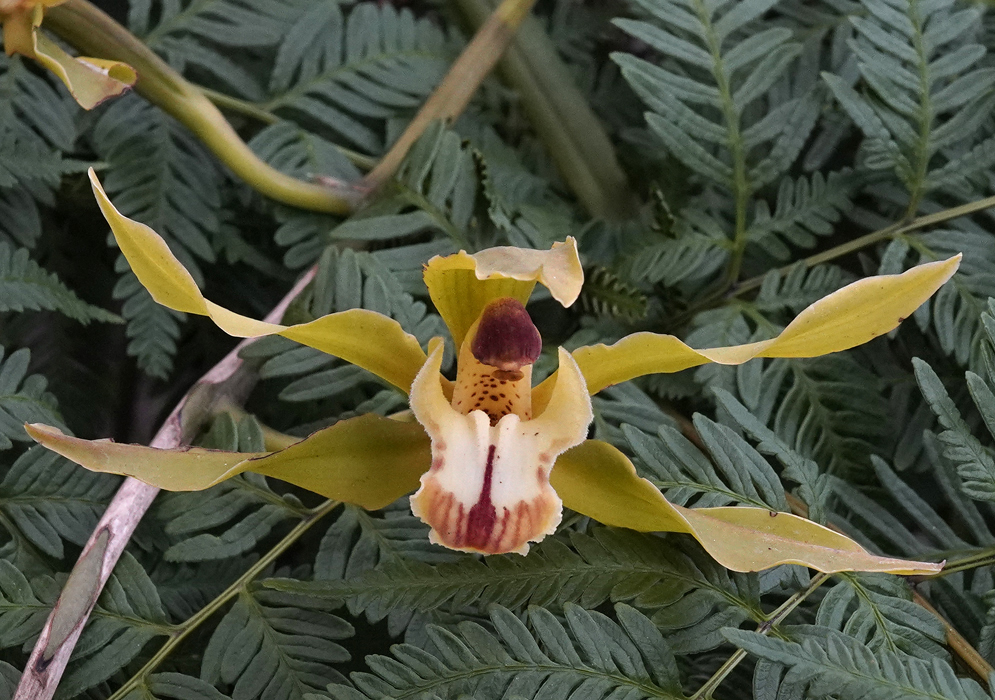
(277, 527, 764, 655)
(747, 171, 858, 260)
(914, 357, 995, 502)
(822, 0, 993, 205)
(120, 673, 233, 700)
(580, 267, 648, 322)
(623, 415, 788, 510)
(754, 263, 851, 314)
(888, 229, 995, 369)
(264, 3, 455, 155)
(727, 626, 987, 700)
(715, 388, 833, 524)
(614, 0, 814, 192)
(0, 186, 42, 249)
(623, 216, 729, 287)
(201, 586, 352, 700)
(0, 346, 62, 451)
(133, 0, 301, 54)
(817, 573, 946, 659)
(331, 123, 479, 248)
(0, 243, 121, 324)
(326, 604, 684, 700)
(0, 446, 117, 561)
(774, 354, 890, 477)
(152, 413, 308, 562)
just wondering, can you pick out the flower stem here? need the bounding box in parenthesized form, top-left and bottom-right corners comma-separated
(103, 499, 341, 700)
(13, 268, 318, 700)
(691, 572, 831, 700)
(43, 0, 363, 214)
(197, 87, 380, 171)
(362, 0, 539, 190)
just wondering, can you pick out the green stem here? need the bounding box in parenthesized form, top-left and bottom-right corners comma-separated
(733, 193, 995, 297)
(691, 572, 831, 700)
(452, 0, 638, 221)
(692, 0, 748, 287)
(905, 0, 931, 218)
(104, 499, 341, 700)
(198, 87, 380, 171)
(43, 0, 363, 214)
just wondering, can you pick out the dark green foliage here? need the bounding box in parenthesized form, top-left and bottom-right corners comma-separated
(727, 626, 988, 700)
(325, 604, 684, 700)
(0, 244, 121, 324)
(0, 347, 62, 451)
(5, 0, 995, 698)
(200, 587, 352, 700)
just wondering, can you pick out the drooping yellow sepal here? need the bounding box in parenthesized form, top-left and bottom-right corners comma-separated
(551, 440, 942, 575)
(424, 238, 584, 348)
(533, 254, 962, 407)
(89, 169, 428, 394)
(26, 414, 431, 509)
(4, 4, 136, 109)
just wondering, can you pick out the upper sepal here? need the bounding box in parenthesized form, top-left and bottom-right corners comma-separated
(423, 238, 583, 348)
(89, 169, 427, 393)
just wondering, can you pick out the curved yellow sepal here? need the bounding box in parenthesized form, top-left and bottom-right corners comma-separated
(424, 237, 584, 348)
(551, 439, 943, 574)
(15, 5, 136, 110)
(89, 169, 427, 393)
(535, 255, 961, 405)
(26, 415, 431, 509)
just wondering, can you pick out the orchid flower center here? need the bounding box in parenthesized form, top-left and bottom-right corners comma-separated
(409, 297, 593, 556)
(451, 297, 540, 425)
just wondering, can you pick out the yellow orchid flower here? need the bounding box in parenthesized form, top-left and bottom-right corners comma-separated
(26, 168, 962, 575)
(1, 0, 134, 109)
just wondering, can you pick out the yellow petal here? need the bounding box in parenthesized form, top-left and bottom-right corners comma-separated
(89, 169, 427, 393)
(26, 415, 430, 509)
(551, 439, 942, 574)
(33, 29, 136, 110)
(535, 255, 961, 404)
(424, 237, 583, 348)
(409, 341, 592, 554)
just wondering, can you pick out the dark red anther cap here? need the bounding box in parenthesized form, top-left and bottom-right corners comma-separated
(470, 298, 542, 371)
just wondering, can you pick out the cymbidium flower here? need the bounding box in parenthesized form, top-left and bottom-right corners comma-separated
(28, 169, 962, 575)
(1, 0, 134, 108)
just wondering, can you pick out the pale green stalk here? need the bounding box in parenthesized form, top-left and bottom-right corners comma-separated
(43, 0, 362, 214)
(691, 572, 831, 700)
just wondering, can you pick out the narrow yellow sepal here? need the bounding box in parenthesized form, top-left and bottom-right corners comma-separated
(535, 255, 962, 404)
(26, 415, 431, 510)
(551, 440, 942, 575)
(89, 169, 428, 394)
(424, 237, 583, 348)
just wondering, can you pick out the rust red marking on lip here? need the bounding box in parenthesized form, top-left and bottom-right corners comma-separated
(471, 298, 541, 371)
(463, 444, 498, 550)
